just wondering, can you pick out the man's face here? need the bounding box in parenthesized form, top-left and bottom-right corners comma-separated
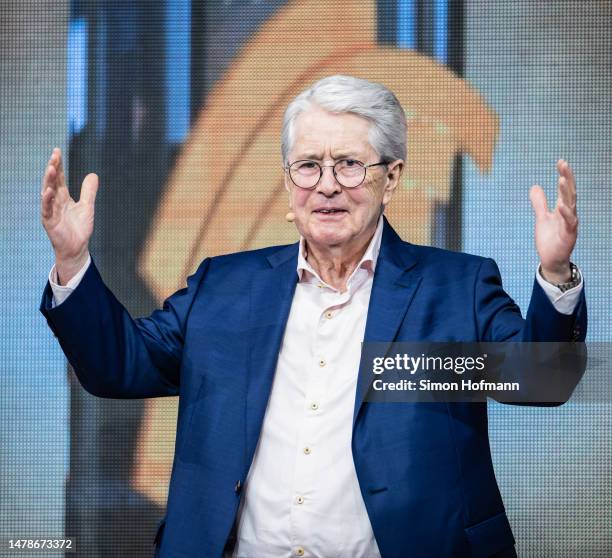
(285, 107, 402, 252)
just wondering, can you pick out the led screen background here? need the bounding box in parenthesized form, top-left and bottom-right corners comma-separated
(1, 1, 611, 556)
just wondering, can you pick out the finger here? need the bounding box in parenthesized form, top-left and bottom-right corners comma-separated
(564, 161, 577, 205)
(42, 162, 70, 207)
(42, 163, 57, 195)
(41, 187, 55, 221)
(42, 182, 64, 218)
(559, 159, 577, 207)
(558, 203, 578, 232)
(42, 148, 62, 195)
(79, 173, 99, 207)
(47, 148, 59, 170)
(54, 147, 67, 189)
(47, 147, 66, 188)
(529, 185, 549, 221)
(557, 175, 573, 209)
(48, 147, 61, 174)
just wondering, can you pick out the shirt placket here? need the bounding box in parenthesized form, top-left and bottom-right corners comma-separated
(289, 282, 351, 558)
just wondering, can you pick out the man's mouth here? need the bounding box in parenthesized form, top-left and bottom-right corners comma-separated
(313, 208, 347, 214)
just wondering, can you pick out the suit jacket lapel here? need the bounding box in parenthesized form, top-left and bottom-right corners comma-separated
(246, 243, 298, 465)
(243, 221, 422, 454)
(353, 219, 422, 427)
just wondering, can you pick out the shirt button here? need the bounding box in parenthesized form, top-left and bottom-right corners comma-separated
(310, 402, 319, 411)
(303, 446, 312, 455)
(324, 311, 333, 319)
(317, 283, 324, 288)
(296, 495, 305, 504)
(295, 548, 305, 557)
(318, 359, 326, 367)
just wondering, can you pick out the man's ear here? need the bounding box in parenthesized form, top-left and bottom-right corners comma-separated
(382, 159, 404, 205)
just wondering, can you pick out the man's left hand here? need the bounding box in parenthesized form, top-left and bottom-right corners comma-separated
(529, 159, 578, 284)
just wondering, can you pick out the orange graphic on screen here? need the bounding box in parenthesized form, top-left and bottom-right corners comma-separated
(132, 0, 499, 507)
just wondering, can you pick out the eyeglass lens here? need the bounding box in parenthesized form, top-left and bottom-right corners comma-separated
(289, 160, 366, 188)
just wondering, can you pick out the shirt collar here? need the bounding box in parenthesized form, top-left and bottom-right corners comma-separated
(296, 214, 384, 283)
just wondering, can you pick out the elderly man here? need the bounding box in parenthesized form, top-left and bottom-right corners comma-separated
(40, 75, 585, 558)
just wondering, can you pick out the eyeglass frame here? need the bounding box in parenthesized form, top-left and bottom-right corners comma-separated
(284, 158, 388, 189)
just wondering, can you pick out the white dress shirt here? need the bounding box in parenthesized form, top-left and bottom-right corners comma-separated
(231, 217, 385, 558)
(49, 218, 583, 558)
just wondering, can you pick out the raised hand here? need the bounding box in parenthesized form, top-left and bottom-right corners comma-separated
(529, 159, 578, 284)
(40, 148, 99, 285)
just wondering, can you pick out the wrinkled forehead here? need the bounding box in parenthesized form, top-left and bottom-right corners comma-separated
(290, 108, 376, 160)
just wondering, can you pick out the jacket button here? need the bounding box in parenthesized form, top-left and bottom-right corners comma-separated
(234, 480, 242, 493)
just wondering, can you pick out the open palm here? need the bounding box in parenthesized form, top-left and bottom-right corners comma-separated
(529, 159, 578, 283)
(41, 148, 98, 277)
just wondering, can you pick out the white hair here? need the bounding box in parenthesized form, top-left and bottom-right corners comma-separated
(281, 75, 407, 165)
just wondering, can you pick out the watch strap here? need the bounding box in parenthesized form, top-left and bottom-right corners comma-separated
(540, 262, 581, 292)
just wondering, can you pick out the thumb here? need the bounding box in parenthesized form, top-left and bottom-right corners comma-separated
(529, 185, 548, 221)
(80, 173, 99, 207)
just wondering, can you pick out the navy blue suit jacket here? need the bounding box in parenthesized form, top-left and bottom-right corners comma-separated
(40, 218, 587, 558)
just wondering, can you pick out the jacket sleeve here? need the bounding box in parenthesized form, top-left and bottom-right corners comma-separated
(474, 257, 587, 343)
(39, 255, 210, 399)
(473, 258, 588, 406)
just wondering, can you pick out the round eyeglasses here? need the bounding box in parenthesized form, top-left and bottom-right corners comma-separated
(285, 159, 387, 189)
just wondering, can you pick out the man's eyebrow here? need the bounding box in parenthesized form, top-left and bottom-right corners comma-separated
(296, 151, 362, 161)
(331, 151, 361, 160)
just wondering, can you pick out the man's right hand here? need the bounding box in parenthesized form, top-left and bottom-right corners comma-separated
(41, 148, 98, 286)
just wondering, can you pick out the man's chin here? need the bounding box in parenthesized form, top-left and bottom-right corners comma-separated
(305, 228, 352, 249)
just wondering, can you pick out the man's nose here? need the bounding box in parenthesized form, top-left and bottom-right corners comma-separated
(316, 165, 342, 195)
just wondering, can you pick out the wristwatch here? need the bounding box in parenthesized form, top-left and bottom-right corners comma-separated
(540, 262, 581, 292)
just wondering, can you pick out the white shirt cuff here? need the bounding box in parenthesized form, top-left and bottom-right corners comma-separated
(49, 253, 92, 308)
(535, 263, 583, 315)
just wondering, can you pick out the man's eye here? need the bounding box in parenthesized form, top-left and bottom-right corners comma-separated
(344, 159, 358, 166)
(299, 161, 317, 169)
